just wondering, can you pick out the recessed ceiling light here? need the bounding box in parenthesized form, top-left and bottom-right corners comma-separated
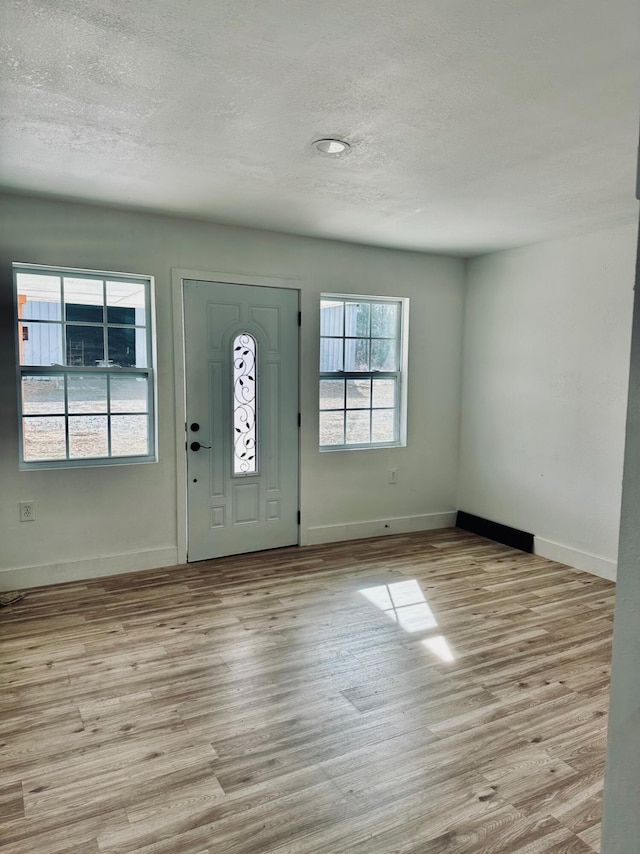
(312, 138, 351, 156)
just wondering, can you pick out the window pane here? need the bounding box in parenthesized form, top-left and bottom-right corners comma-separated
(68, 374, 107, 414)
(372, 410, 395, 443)
(64, 277, 104, 311)
(19, 321, 63, 366)
(320, 338, 343, 372)
(346, 378, 371, 409)
(372, 378, 396, 408)
(346, 410, 371, 444)
(320, 379, 344, 410)
(233, 333, 257, 475)
(319, 411, 344, 446)
(22, 375, 65, 415)
(371, 339, 397, 371)
(65, 303, 103, 323)
(69, 415, 108, 458)
(345, 338, 369, 371)
(66, 325, 104, 366)
(108, 327, 146, 367)
(345, 302, 370, 336)
(110, 375, 148, 413)
(107, 281, 146, 326)
(17, 274, 61, 321)
(371, 302, 398, 338)
(23, 416, 66, 461)
(111, 415, 149, 457)
(320, 299, 344, 336)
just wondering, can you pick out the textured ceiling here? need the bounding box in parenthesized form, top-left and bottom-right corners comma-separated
(1, 0, 639, 255)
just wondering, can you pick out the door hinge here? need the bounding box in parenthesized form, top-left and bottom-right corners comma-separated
(298, 412, 301, 428)
(298, 310, 302, 326)
(297, 510, 301, 524)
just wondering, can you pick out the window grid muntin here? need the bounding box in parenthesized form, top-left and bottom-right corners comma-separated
(18, 267, 149, 365)
(15, 264, 155, 468)
(319, 373, 399, 448)
(320, 294, 402, 450)
(19, 369, 152, 464)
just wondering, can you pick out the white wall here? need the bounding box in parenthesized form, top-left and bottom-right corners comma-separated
(458, 224, 637, 579)
(0, 193, 465, 589)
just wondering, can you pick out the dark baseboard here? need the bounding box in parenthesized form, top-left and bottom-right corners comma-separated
(456, 511, 534, 553)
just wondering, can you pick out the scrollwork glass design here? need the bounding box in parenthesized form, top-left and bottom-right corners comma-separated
(233, 333, 257, 474)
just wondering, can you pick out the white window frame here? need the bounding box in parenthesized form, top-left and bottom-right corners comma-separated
(319, 293, 408, 451)
(14, 262, 157, 470)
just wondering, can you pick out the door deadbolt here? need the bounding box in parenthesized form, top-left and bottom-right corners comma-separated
(190, 422, 200, 432)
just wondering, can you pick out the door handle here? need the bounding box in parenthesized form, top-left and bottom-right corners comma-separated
(190, 441, 211, 451)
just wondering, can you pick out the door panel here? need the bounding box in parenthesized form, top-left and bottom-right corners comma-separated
(184, 280, 299, 561)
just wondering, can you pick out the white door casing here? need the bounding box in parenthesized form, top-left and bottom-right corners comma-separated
(184, 279, 299, 561)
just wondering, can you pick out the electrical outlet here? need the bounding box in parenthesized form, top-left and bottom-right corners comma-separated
(388, 468, 398, 484)
(20, 501, 36, 522)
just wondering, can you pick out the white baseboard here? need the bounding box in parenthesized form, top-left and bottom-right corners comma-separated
(0, 529, 615, 590)
(303, 512, 457, 547)
(534, 537, 617, 582)
(0, 547, 180, 591)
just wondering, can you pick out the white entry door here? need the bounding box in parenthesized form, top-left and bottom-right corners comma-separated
(184, 280, 299, 562)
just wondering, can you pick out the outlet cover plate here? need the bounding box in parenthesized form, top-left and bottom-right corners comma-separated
(20, 501, 36, 521)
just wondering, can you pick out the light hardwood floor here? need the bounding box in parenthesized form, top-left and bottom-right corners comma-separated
(0, 529, 614, 853)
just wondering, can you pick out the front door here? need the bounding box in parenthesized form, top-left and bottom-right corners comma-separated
(184, 279, 299, 562)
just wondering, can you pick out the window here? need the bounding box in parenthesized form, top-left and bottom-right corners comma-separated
(233, 332, 258, 475)
(14, 263, 156, 469)
(319, 294, 407, 449)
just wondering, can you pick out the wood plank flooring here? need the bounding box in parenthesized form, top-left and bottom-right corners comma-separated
(0, 529, 614, 853)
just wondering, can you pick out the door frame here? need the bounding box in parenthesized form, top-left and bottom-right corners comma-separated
(171, 268, 304, 564)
